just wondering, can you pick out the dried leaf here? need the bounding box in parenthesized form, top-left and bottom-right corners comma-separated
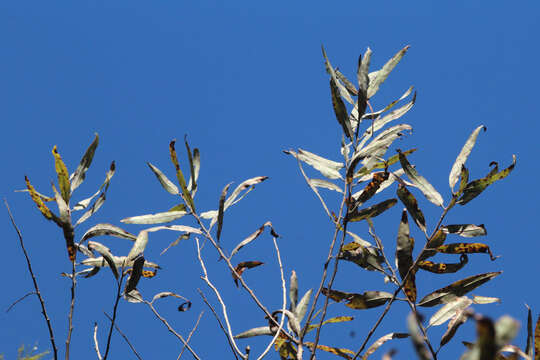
(81, 223, 137, 243)
(229, 221, 278, 259)
(367, 45, 410, 99)
(339, 242, 384, 272)
(398, 149, 444, 207)
(217, 182, 232, 242)
(120, 210, 187, 224)
(403, 271, 417, 303)
(458, 155, 517, 205)
(436, 243, 497, 261)
(396, 210, 414, 279)
(147, 162, 179, 195)
(25, 176, 56, 222)
(232, 261, 264, 287)
(178, 301, 192, 312)
(418, 272, 502, 307)
(52, 145, 71, 203)
(322, 288, 393, 310)
(420, 229, 448, 261)
(354, 171, 389, 205)
(124, 256, 144, 294)
(397, 184, 426, 232)
(88, 241, 118, 279)
(304, 342, 354, 359)
(428, 296, 473, 327)
(169, 140, 195, 212)
(443, 224, 487, 238)
(449, 125, 486, 191)
(362, 333, 409, 360)
(418, 255, 468, 274)
(347, 199, 397, 222)
(70, 133, 99, 193)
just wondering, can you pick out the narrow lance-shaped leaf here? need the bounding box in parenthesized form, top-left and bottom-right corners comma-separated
(335, 69, 357, 96)
(81, 223, 137, 243)
(310, 178, 343, 193)
(418, 272, 502, 307)
(398, 149, 444, 207)
(458, 155, 517, 205)
(526, 305, 533, 359)
(472, 296, 501, 305)
(355, 48, 371, 125)
(428, 296, 473, 327)
(355, 148, 417, 178)
(229, 221, 279, 259)
(70, 133, 99, 193)
(364, 91, 416, 138)
(51, 183, 70, 223)
(436, 243, 497, 261)
(354, 171, 389, 205)
(285, 149, 343, 180)
(419, 229, 448, 261)
(418, 254, 468, 274)
(443, 224, 487, 238)
(289, 270, 298, 313)
(120, 210, 187, 225)
(395, 210, 413, 279)
(234, 326, 273, 339)
(25, 176, 57, 222)
(188, 148, 200, 195)
(72, 161, 115, 211)
(147, 162, 179, 195)
(169, 140, 195, 212)
(534, 314, 540, 360)
(306, 316, 354, 333)
(347, 198, 397, 222)
(74, 192, 105, 227)
(303, 342, 354, 359)
(322, 288, 393, 310)
(295, 289, 312, 323)
(184, 136, 197, 195)
(362, 333, 409, 360)
(440, 308, 470, 348)
(322, 46, 354, 140)
(232, 261, 264, 287)
(126, 230, 149, 262)
(217, 182, 232, 242)
(367, 45, 410, 99)
(124, 256, 144, 295)
(88, 241, 118, 279)
(52, 145, 71, 203)
(397, 184, 426, 232)
(449, 125, 486, 191)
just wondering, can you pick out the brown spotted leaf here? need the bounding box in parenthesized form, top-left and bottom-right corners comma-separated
(25, 176, 56, 222)
(217, 182, 232, 242)
(354, 171, 389, 205)
(169, 140, 196, 212)
(436, 243, 497, 261)
(347, 199, 397, 222)
(403, 271, 417, 303)
(396, 210, 414, 279)
(322, 288, 393, 309)
(458, 155, 517, 205)
(418, 255, 468, 274)
(397, 184, 426, 232)
(419, 229, 448, 261)
(535, 314, 540, 360)
(232, 261, 264, 287)
(304, 342, 354, 359)
(339, 242, 384, 272)
(418, 272, 502, 307)
(52, 145, 71, 203)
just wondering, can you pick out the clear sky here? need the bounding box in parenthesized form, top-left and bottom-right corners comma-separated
(1, 1, 539, 359)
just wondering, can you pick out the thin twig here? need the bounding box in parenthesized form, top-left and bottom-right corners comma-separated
(65, 251, 77, 360)
(4, 199, 58, 360)
(177, 311, 204, 360)
(296, 156, 333, 219)
(256, 237, 287, 360)
(198, 289, 240, 360)
(6, 292, 37, 313)
(196, 238, 247, 359)
(93, 322, 102, 360)
(103, 271, 126, 360)
(104, 312, 143, 360)
(145, 301, 201, 360)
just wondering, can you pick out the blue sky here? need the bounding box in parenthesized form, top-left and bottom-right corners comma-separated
(1, 1, 539, 359)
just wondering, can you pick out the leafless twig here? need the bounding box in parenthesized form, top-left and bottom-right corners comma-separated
(4, 199, 58, 360)
(5, 291, 37, 313)
(177, 311, 204, 360)
(103, 312, 143, 360)
(93, 322, 102, 360)
(103, 271, 126, 360)
(65, 260, 76, 360)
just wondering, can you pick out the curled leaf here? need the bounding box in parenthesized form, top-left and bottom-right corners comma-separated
(397, 184, 426, 232)
(363, 333, 409, 360)
(229, 221, 278, 259)
(70, 133, 99, 193)
(232, 261, 264, 287)
(81, 223, 137, 243)
(436, 243, 497, 261)
(418, 254, 468, 274)
(443, 224, 487, 238)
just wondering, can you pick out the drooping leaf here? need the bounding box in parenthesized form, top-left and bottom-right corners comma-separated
(443, 224, 487, 238)
(449, 125, 486, 191)
(398, 149, 444, 207)
(124, 256, 144, 294)
(418, 272, 502, 307)
(120, 210, 187, 224)
(232, 261, 264, 287)
(81, 223, 137, 243)
(347, 199, 397, 222)
(217, 182, 232, 242)
(52, 145, 71, 203)
(419, 229, 448, 261)
(440, 308, 470, 348)
(436, 243, 497, 261)
(395, 209, 414, 279)
(354, 171, 389, 205)
(339, 242, 384, 272)
(397, 184, 426, 232)
(306, 316, 354, 333)
(322, 288, 393, 310)
(407, 313, 432, 360)
(458, 155, 517, 205)
(304, 342, 355, 359)
(418, 255, 468, 274)
(74, 192, 106, 227)
(184, 136, 197, 195)
(169, 140, 196, 212)
(289, 270, 298, 313)
(147, 162, 179, 195)
(25, 176, 56, 222)
(234, 326, 273, 339)
(70, 133, 99, 193)
(87, 241, 118, 279)
(188, 148, 200, 195)
(428, 297, 473, 327)
(285, 149, 343, 180)
(367, 45, 410, 99)
(362, 333, 409, 360)
(295, 289, 312, 323)
(229, 221, 279, 259)
(309, 178, 343, 193)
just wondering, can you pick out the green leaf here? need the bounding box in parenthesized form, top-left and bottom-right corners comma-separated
(52, 145, 71, 203)
(458, 155, 517, 205)
(88, 241, 118, 279)
(217, 182, 232, 242)
(347, 199, 397, 222)
(367, 45, 410, 99)
(285, 149, 343, 180)
(398, 149, 444, 207)
(70, 133, 99, 193)
(396, 210, 414, 280)
(428, 296, 472, 327)
(81, 223, 137, 243)
(363, 333, 409, 360)
(25, 176, 58, 223)
(397, 184, 426, 232)
(120, 210, 187, 224)
(229, 221, 278, 259)
(418, 272, 502, 307)
(169, 140, 196, 212)
(295, 288, 312, 323)
(443, 224, 487, 238)
(449, 125, 486, 191)
(147, 162, 179, 195)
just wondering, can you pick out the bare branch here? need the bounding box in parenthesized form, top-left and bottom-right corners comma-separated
(93, 322, 102, 360)
(5, 291, 37, 313)
(177, 311, 204, 360)
(104, 312, 143, 360)
(103, 271, 125, 360)
(5, 198, 58, 360)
